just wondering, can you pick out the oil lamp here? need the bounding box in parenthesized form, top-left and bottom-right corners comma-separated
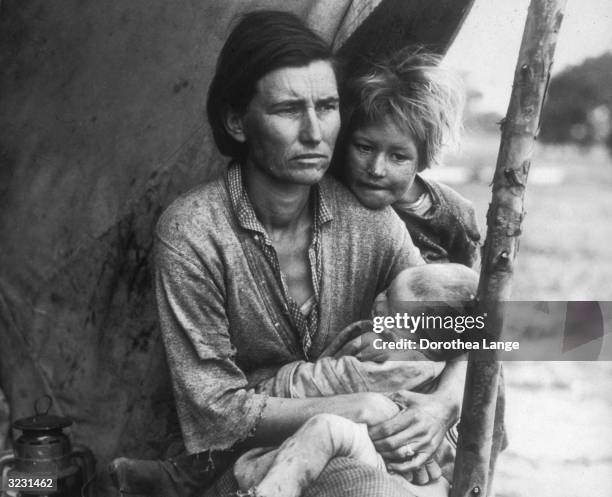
(0, 397, 95, 497)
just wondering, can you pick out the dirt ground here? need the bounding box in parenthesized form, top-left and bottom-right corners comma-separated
(495, 362, 612, 497)
(430, 139, 612, 497)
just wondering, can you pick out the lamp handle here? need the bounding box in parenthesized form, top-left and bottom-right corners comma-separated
(71, 444, 96, 497)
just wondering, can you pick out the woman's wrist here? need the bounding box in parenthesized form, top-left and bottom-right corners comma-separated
(435, 388, 461, 426)
(433, 360, 467, 425)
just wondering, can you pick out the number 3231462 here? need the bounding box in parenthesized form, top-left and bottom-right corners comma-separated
(5, 477, 57, 491)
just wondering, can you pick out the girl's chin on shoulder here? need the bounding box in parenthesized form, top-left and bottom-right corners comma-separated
(351, 188, 393, 210)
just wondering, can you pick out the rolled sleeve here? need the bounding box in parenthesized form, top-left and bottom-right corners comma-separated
(155, 236, 267, 453)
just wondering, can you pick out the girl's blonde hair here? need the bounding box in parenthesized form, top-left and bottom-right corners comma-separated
(341, 47, 464, 171)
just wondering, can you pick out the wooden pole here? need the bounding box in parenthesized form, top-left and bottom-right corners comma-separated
(451, 1, 567, 496)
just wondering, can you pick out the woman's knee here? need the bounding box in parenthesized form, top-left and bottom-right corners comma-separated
(302, 457, 412, 497)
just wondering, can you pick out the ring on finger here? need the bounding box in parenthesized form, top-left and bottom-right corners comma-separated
(402, 445, 415, 459)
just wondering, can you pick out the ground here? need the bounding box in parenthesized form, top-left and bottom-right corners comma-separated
(425, 135, 612, 497)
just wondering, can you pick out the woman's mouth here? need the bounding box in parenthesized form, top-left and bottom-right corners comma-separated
(356, 180, 387, 190)
(292, 153, 328, 164)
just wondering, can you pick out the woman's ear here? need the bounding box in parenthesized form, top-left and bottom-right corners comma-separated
(224, 109, 246, 143)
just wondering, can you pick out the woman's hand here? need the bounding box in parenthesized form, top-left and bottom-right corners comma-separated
(368, 389, 458, 475)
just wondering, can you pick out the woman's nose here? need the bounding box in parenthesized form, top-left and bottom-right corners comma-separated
(299, 109, 323, 144)
(367, 155, 386, 178)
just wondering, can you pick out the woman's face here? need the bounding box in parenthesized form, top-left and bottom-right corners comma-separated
(236, 60, 340, 186)
(345, 118, 419, 209)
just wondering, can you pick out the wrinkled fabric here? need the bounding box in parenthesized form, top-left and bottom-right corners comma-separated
(255, 356, 443, 398)
(250, 322, 454, 483)
(254, 319, 443, 398)
(205, 456, 449, 497)
(155, 163, 423, 453)
(226, 163, 330, 358)
(233, 415, 386, 495)
(393, 175, 481, 268)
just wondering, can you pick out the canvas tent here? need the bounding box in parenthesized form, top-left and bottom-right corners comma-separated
(0, 0, 474, 483)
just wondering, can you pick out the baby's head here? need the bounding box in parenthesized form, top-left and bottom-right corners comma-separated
(374, 263, 479, 317)
(339, 48, 464, 209)
(374, 264, 479, 360)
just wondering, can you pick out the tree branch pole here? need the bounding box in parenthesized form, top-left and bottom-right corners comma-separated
(450, 1, 567, 496)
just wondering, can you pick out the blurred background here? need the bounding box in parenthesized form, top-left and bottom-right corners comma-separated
(427, 1, 612, 496)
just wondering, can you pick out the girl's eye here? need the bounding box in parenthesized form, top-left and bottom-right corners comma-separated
(354, 143, 373, 153)
(391, 153, 414, 162)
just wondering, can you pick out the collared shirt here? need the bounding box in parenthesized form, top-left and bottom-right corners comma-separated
(154, 164, 423, 453)
(226, 163, 332, 357)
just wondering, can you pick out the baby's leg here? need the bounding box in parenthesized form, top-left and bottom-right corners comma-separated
(234, 414, 385, 497)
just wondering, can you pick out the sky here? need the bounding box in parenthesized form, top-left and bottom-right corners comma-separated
(445, 0, 612, 113)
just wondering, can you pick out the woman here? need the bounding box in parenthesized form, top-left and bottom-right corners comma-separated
(155, 11, 464, 497)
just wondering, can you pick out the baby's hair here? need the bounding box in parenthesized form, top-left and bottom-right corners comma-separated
(341, 47, 465, 171)
(390, 263, 478, 304)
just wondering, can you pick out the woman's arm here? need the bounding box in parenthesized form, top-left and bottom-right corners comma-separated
(245, 392, 400, 448)
(368, 358, 467, 473)
(156, 227, 401, 452)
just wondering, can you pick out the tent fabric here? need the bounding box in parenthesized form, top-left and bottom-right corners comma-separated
(0, 0, 473, 490)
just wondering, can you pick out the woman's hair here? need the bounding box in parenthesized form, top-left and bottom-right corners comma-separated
(340, 47, 465, 171)
(207, 10, 335, 161)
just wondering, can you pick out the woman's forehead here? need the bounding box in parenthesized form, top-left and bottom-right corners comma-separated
(253, 60, 338, 104)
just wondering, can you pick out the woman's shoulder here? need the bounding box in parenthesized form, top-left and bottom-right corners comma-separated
(156, 175, 230, 248)
(321, 174, 403, 227)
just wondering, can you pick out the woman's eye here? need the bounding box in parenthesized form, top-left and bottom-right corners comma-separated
(316, 102, 339, 113)
(276, 107, 301, 116)
(273, 105, 302, 116)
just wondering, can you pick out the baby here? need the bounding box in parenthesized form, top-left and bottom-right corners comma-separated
(255, 263, 479, 399)
(245, 264, 479, 496)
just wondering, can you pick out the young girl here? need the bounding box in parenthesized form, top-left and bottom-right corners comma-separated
(338, 48, 480, 268)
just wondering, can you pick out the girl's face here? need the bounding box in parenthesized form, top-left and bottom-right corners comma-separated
(345, 118, 419, 209)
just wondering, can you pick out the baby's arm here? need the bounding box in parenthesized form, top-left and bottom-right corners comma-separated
(253, 320, 444, 398)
